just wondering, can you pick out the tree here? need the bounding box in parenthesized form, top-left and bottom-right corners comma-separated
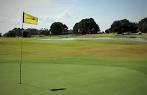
(23, 30, 30, 37)
(105, 29, 111, 33)
(39, 28, 50, 35)
(73, 23, 80, 34)
(3, 28, 22, 37)
(138, 17, 147, 33)
(3, 28, 40, 37)
(50, 22, 68, 35)
(25, 28, 39, 35)
(73, 18, 100, 34)
(109, 19, 138, 34)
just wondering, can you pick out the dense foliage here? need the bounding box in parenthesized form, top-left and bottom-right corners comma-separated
(50, 22, 68, 35)
(73, 18, 100, 34)
(138, 17, 147, 33)
(3, 28, 50, 37)
(3, 28, 22, 37)
(108, 19, 138, 34)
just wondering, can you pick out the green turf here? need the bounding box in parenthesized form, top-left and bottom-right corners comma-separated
(0, 37, 147, 95)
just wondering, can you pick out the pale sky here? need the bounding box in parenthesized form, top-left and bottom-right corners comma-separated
(0, 0, 147, 34)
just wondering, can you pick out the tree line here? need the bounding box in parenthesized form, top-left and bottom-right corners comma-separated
(105, 18, 147, 34)
(2, 17, 147, 37)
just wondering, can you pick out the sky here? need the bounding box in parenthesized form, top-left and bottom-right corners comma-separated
(0, 0, 147, 34)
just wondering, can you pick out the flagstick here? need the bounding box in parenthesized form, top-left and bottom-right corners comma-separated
(19, 12, 37, 84)
(19, 15, 24, 84)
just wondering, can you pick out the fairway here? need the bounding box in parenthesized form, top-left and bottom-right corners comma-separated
(0, 37, 147, 95)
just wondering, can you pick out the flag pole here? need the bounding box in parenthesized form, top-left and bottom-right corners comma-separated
(19, 12, 24, 84)
(19, 12, 38, 84)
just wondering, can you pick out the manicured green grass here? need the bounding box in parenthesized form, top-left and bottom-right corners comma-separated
(0, 37, 147, 95)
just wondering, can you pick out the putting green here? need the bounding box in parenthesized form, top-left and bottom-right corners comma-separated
(0, 63, 147, 95)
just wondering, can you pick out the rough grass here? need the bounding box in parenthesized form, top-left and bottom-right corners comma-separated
(0, 37, 147, 95)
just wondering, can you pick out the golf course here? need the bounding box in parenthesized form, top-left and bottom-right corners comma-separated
(0, 34, 147, 95)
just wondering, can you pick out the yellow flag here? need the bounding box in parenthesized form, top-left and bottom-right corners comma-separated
(23, 12, 38, 25)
